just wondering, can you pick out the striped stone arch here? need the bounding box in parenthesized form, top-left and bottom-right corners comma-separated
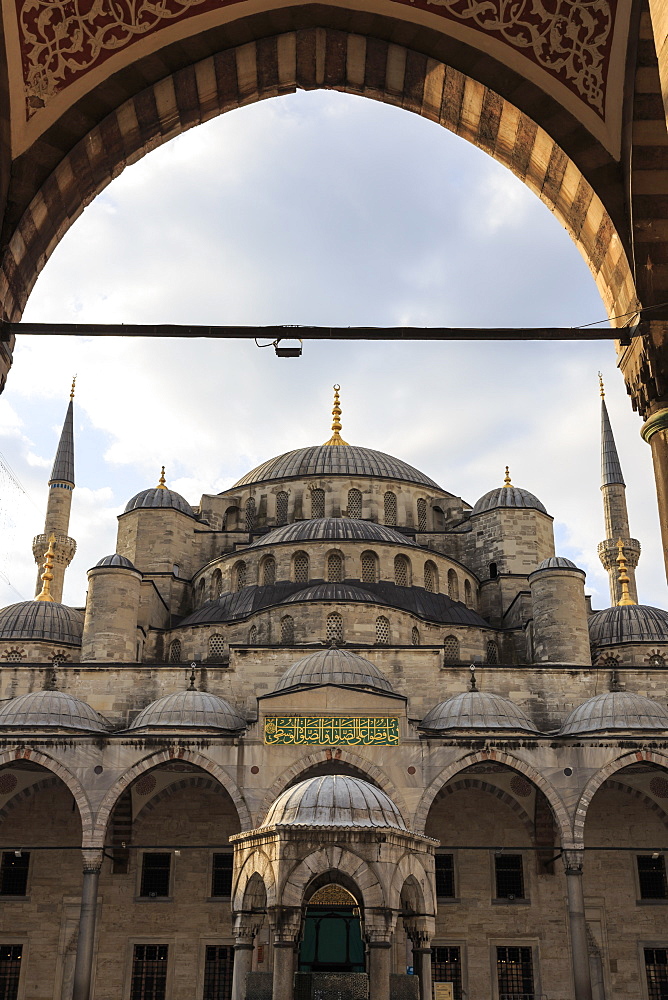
(0, 748, 93, 840)
(233, 849, 276, 910)
(432, 778, 535, 841)
(133, 774, 234, 825)
(413, 749, 571, 844)
(603, 780, 668, 827)
(574, 749, 668, 848)
(281, 844, 385, 908)
(0, 775, 60, 824)
(0, 27, 637, 330)
(256, 747, 409, 827)
(91, 747, 251, 846)
(389, 851, 436, 914)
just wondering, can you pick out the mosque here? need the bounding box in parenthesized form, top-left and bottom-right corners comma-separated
(0, 383, 668, 1000)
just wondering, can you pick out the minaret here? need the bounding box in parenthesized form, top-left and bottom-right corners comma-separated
(597, 374, 641, 605)
(32, 378, 77, 603)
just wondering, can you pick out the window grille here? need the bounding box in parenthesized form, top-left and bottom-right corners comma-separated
(52, 653, 68, 665)
(384, 492, 397, 526)
(395, 556, 409, 587)
(496, 946, 534, 998)
(431, 946, 461, 1000)
(649, 654, 667, 667)
(447, 569, 459, 601)
(327, 553, 343, 582)
(638, 855, 668, 899)
(412, 627, 420, 646)
(311, 488, 325, 518)
(0, 852, 29, 896)
(168, 640, 181, 664)
(464, 580, 473, 607)
(262, 557, 276, 586)
(645, 948, 668, 1000)
(211, 854, 233, 897)
(443, 636, 459, 663)
(208, 634, 225, 661)
(327, 613, 343, 643)
(245, 498, 256, 531)
(435, 854, 455, 897)
(249, 625, 257, 644)
(276, 492, 289, 525)
(294, 552, 309, 584)
(376, 616, 390, 645)
(347, 489, 362, 519)
(210, 570, 222, 601)
(3, 650, 22, 662)
(361, 551, 378, 584)
(486, 640, 499, 664)
(281, 616, 295, 644)
(598, 654, 619, 666)
(234, 562, 246, 591)
(140, 854, 171, 897)
(203, 945, 234, 1000)
(0, 944, 22, 1000)
(424, 562, 437, 593)
(495, 855, 524, 899)
(131, 944, 169, 1000)
(417, 498, 427, 531)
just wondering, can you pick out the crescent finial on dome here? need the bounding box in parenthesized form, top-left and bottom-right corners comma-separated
(157, 466, 167, 490)
(323, 384, 350, 446)
(504, 466, 512, 487)
(35, 534, 56, 603)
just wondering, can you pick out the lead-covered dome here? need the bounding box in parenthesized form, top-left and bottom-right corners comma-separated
(0, 690, 109, 731)
(281, 584, 379, 605)
(0, 601, 83, 645)
(275, 648, 393, 693)
(261, 775, 406, 829)
(421, 690, 539, 733)
(249, 518, 418, 548)
(589, 605, 668, 647)
(124, 487, 194, 518)
(95, 554, 136, 569)
(535, 557, 579, 571)
(128, 689, 246, 732)
(234, 445, 441, 489)
(472, 486, 547, 516)
(559, 692, 668, 735)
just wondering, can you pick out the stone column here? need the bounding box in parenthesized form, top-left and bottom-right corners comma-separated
(405, 920, 434, 1000)
(563, 851, 593, 1000)
(271, 906, 301, 1000)
(231, 917, 261, 1000)
(642, 407, 668, 583)
(368, 941, 392, 1000)
(72, 849, 103, 1000)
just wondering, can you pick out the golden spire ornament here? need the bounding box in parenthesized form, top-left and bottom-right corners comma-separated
(616, 538, 635, 606)
(323, 385, 349, 446)
(157, 466, 167, 490)
(35, 535, 56, 603)
(70, 375, 77, 400)
(598, 372, 605, 399)
(504, 466, 512, 487)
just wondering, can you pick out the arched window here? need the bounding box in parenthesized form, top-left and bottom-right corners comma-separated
(293, 552, 309, 584)
(210, 569, 222, 601)
(598, 653, 619, 667)
(276, 491, 289, 525)
(486, 640, 499, 664)
(262, 556, 276, 586)
(197, 579, 206, 606)
(52, 652, 68, 665)
(310, 488, 325, 518)
(347, 489, 362, 519)
(649, 653, 666, 667)
(384, 492, 397, 526)
(417, 498, 427, 531)
(328, 552, 343, 583)
(464, 579, 473, 607)
(375, 616, 390, 644)
(411, 626, 420, 646)
(443, 635, 459, 663)
(326, 612, 344, 643)
(361, 551, 378, 584)
(424, 561, 438, 593)
(489, 562, 498, 579)
(208, 634, 225, 660)
(447, 569, 459, 601)
(3, 649, 23, 661)
(281, 616, 295, 644)
(245, 497, 256, 531)
(234, 561, 247, 591)
(249, 624, 257, 644)
(169, 639, 182, 663)
(394, 555, 410, 587)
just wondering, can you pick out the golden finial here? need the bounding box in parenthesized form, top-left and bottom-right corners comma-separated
(157, 466, 167, 490)
(323, 385, 349, 446)
(616, 538, 635, 606)
(70, 375, 76, 400)
(598, 372, 605, 399)
(35, 534, 56, 603)
(503, 466, 512, 488)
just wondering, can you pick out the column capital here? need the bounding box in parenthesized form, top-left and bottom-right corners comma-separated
(81, 849, 103, 873)
(267, 905, 301, 944)
(642, 407, 668, 443)
(562, 849, 585, 875)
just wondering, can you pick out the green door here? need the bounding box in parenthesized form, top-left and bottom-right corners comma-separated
(298, 906, 365, 973)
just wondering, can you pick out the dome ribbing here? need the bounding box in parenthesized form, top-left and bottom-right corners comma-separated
(129, 689, 246, 731)
(421, 690, 539, 733)
(275, 648, 393, 692)
(233, 445, 441, 489)
(0, 690, 109, 731)
(0, 601, 83, 645)
(559, 692, 668, 735)
(261, 775, 406, 829)
(249, 518, 418, 548)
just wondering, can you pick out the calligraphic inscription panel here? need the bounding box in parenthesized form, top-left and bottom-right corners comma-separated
(264, 716, 400, 745)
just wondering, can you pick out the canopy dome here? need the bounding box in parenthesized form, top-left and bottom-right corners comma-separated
(124, 487, 194, 518)
(233, 445, 441, 489)
(0, 601, 83, 645)
(589, 605, 668, 647)
(275, 648, 393, 693)
(261, 775, 406, 830)
(559, 691, 668, 735)
(535, 556, 579, 571)
(128, 689, 246, 732)
(250, 518, 418, 548)
(472, 486, 547, 516)
(95, 553, 136, 569)
(0, 690, 109, 732)
(421, 690, 539, 733)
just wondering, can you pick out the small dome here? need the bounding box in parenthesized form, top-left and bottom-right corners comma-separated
(559, 691, 668, 735)
(275, 648, 393, 693)
(281, 584, 379, 605)
(421, 690, 539, 733)
(234, 445, 441, 489)
(0, 601, 83, 645)
(589, 605, 668, 647)
(262, 775, 406, 830)
(95, 554, 136, 569)
(534, 556, 579, 571)
(0, 690, 109, 731)
(249, 518, 418, 548)
(124, 487, 194, 518)
(129, 689, 246, 732)
(471, 486, 547, 516)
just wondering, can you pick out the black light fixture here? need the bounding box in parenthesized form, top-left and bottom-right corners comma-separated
(274, 339, 302, 358)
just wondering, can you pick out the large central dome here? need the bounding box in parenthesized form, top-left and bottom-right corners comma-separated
(233, 445, 441, 489)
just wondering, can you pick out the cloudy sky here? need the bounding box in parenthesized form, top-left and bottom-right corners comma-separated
(0, 89, 663, 611)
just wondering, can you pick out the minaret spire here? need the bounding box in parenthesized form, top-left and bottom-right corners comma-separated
(596, 374, 640, 605)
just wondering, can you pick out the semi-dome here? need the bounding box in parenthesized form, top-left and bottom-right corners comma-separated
(95, 553, 136, 569)
(0, 690, 109, 731)
(249, 518, 418, 548)
(534, 556, 579, 571)
(472, 486, 547, 516)
(0, 601, 83, 645)
(128, 689, 246, 731)
(275, 648, 393, 693)
(559, 691, 668, 735)
(261, 775, 406, 830)
(233, 445, 441, 489)
(589, 604, 668, 647)
(281, 584, 379, 605)
(124, 487, 194, 518)
(421, 690, 539, 733)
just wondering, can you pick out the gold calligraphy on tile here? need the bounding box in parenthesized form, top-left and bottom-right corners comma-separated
(263, 716, 400, 746)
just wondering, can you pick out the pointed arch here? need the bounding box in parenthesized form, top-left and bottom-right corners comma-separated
(281, 846, 385, 908)
(233, 849, 276, 910)
(574, 750, 668, 848)
(430, 778, 535, 841)
(0, 748, 93, 842)
(390, 852, 436, 914)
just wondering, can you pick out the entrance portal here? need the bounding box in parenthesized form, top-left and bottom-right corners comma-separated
(299, 885, 365, 974)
